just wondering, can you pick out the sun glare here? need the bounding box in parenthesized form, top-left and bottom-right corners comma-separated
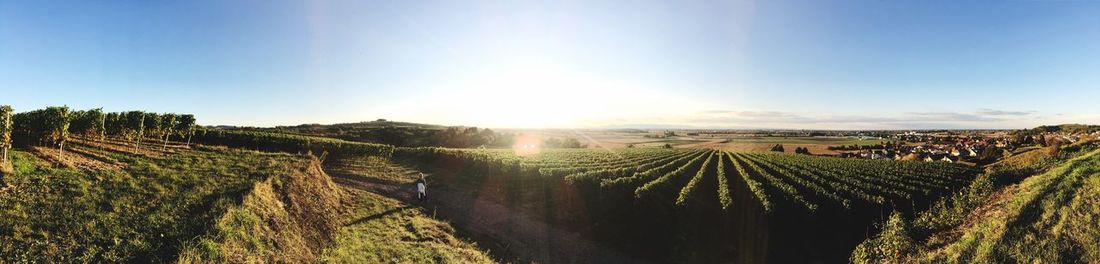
(512, 133, 543, 156)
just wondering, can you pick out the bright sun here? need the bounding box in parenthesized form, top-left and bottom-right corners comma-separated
(400, 57, 706, 128)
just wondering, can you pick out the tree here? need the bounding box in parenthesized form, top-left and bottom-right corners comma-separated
(770, 144, 785, 152)
(0, 105, 11, 167)
(561, 138, 586, 148)
(543, 138, 562, 148)
(794, 147, 811, 155)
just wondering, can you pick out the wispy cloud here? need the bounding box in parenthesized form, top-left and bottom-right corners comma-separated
(975, 108, 1034, 116)
(606, 108, 1045, 129)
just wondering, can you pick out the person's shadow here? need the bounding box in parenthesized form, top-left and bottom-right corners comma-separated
(345, 205, 416, 226)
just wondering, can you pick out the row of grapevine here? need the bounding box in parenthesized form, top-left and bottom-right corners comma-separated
(600, 150, 708, 189)
(675, 151, 718, 206)
(714, 152, 733, 209)
(636, 150, 714, 200)
(563, 150, 700, 185)
(195, 129, 395, 157)
(3, 105, 197, 153)
(392, 147, 978, 263)
(392, 144, 975, 217)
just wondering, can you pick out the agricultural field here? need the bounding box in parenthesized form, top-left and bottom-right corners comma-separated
(390, 146, 977, 262)
(0, 106, 490, 263)
(681, 136, 887, 154)
(853, 140, 1100, 263)
(2, 105, 1092, 263)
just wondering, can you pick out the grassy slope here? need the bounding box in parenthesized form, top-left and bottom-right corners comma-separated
(321, 189, 495, 263)
(926, 148, 1100, 262)
(854, 142, 1100, 263)
(0, 143, 306, 262)
(321, 155, 495, 263)
(176, 157, 344, 263)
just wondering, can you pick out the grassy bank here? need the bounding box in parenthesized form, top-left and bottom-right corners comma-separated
(0, 142, 309, 262)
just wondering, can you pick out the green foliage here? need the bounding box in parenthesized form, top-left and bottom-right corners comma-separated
(0, 146, 308, 262)
(0, 105, 11, 150)
(68, 108, 106, 139)
(851, 212, 917, 264)
(159, 113, 178, 136)
(11, 106, 70, 147)
(769, 144, 784, 152)
(229, 122, 513, 148)
(123, 111, 145, 142)
(675, 152, 716, 206)
(175, 114, 196, 137)
(194, 129, 394, 157)
(714, 152, 733, 210)
(142, 112, 161, 139)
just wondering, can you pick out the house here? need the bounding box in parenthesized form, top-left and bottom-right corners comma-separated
(924, 154, 957, 163)
(951, 147, 977, 157)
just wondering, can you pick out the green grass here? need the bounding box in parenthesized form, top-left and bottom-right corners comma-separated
(0, 144, 307, 262)
(321, 189, 495, 264)
(177, 156, 344, 263)
(931, 148, 1100, 263)
(859, 143, 1100, 263)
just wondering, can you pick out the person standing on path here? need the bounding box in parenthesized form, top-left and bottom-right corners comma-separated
(415, 173, 427, 202)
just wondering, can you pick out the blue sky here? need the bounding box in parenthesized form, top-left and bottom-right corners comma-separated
(2, 0, 1099, 129)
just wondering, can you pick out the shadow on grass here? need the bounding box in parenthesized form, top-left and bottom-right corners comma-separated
(346, 205, 417, 226)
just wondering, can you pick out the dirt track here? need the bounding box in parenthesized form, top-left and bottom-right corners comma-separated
(326, 167, 648, 264)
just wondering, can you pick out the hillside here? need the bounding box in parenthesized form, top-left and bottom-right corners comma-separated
(0, 137, 493, 262)
(221, 120, 512, 148)
(852, 140, 1100, 263)
(0, 139, 312, 262)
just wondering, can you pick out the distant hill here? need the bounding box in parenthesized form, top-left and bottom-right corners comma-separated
(1029, 124, 1100, 134)
(273, 120, 449, 131)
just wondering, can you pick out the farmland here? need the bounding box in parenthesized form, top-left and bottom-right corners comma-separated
(391, 146, 977, 262)
(0, 106, 486, 263)
(4, 105, 1094, 263)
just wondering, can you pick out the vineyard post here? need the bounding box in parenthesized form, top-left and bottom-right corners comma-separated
(48, 106, 71, 163)
(0, 105, 11, 166)
(160, 113, 177, 151)
(136, 112, 145, 149)
(94, 108, 105, 142)
(176, 114, 195, 147)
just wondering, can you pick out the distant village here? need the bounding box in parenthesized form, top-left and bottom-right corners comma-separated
(822, 129, 1100, 165)
(684, 125, 1100, 166)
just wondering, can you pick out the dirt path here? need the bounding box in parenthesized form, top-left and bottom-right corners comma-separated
(327, 170, 648, 264)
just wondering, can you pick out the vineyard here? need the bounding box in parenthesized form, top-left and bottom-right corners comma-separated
(0, 105, 980, 263)
(394, 147, 977, 262)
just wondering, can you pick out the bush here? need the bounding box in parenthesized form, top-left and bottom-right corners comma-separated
(851, 212, 918, 264)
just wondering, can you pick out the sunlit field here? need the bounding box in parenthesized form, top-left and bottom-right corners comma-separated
(4, 0, 1100, 263)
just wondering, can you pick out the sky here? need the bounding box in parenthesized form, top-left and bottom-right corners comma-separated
(2, 0, 1099, 129)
